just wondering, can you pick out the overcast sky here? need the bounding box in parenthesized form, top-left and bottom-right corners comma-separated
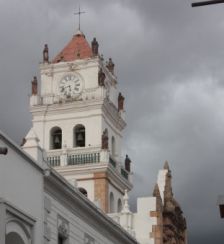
(1, 0, 224, 243)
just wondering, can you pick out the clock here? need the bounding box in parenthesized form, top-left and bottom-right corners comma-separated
(59, 74, 82, 97)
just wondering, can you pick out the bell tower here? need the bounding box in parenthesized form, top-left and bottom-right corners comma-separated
(24, 30, 132, 213)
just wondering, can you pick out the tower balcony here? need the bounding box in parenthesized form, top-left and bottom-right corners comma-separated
(45, 147, 131, 183)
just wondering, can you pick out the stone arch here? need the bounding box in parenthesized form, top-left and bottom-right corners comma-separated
(117, 198, 122, 212)
(6, 219, 31, 244)
(109, 192, 115, 213)
(50, 126, 62, 149)
(74, 124, 85, 147)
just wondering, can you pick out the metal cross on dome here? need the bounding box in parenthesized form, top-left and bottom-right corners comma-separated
(192, 0, 224, 7)
(74, 6, 86, 30)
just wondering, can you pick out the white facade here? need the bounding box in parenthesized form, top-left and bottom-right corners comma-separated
(0, 130, 138, 244)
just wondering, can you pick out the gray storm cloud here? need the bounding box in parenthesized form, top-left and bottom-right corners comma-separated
(0, 0, 224, 243)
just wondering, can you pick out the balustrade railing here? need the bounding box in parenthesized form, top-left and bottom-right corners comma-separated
(121, 168, 129, 180)
(46, 150, 129, 181)
(67, 152, 100, 165)
(109, 157, 116, 168)
(47, 155, 60, 167)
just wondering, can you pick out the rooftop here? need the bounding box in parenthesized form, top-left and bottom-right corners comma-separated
(52, 30, 93, 63)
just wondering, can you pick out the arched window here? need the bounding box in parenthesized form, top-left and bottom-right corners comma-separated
(117, 198, 122, 212)
(109, 192, 115, 213)
(74, 125, 85, 147)
(50, 127, 62, 150)
(6, 232, 25, 244)
(111, 136, 116, 157)
(78, 187, 88, 197)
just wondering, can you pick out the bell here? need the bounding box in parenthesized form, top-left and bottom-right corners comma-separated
(77, 133, 84, 141)
(54, 135, 60, 144)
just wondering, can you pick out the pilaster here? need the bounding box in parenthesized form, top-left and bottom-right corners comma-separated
(94, 172, 109, 213)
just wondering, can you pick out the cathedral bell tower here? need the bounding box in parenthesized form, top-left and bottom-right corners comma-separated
(24, 30, 133, 213)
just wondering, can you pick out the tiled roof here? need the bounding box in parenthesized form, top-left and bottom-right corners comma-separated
(52, 31, 92, 63)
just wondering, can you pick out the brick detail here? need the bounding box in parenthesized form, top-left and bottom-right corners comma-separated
(150, 196, 163, 244)
(150, 225, 163, 244)
(94, 172, 109, 213)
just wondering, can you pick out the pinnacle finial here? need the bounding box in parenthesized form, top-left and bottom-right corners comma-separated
(153, 183, 161, 198)
(164, 160, 170, 170)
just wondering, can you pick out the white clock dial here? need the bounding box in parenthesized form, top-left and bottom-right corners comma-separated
(59, 74, 82, 97)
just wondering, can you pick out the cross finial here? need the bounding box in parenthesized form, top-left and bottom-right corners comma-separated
(74, 5, 85, 31)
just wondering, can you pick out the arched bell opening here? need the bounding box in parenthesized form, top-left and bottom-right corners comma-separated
(50, 127, 62, 150)
(74, 124, 85, 147)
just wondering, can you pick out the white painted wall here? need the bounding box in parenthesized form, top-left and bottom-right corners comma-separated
(108, 184, 123, 213)
(0, 138, 44, 244)
(44, 192, 129, 244)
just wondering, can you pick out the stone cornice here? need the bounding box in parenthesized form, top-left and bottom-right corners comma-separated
(55, 163, 132, 192)
(0, 198, 36, 226)
(30, 99, 104, 118)
(44, 169, 138, 244)
(40, 57, 99, 74)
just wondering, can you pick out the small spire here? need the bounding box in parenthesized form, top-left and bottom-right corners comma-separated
(122, 189, 130, 213)
(163, 160, 170, 170)
(153, 183, 161, 198)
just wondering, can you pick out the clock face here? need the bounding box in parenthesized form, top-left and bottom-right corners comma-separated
(59, 74, 82, 97)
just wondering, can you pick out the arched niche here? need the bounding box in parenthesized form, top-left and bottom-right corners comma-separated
(117, 198, 122, 213)
(50, 126, 62, 149)
(109, 192, 115, 213)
